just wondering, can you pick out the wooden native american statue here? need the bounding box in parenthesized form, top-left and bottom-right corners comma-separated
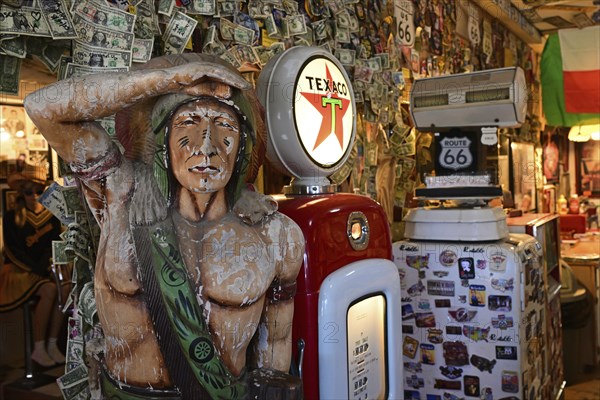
(24, 54, 305, 399)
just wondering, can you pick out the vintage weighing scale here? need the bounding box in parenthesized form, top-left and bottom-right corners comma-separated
(257, 47, 403, 400)
(394, 68, 553, 399)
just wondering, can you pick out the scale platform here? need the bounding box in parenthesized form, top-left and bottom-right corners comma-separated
(414, 185, 503, 201)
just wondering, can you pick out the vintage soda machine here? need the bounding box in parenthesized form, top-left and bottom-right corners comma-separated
(394, 68, 556, 399)
(257, 47, 403, 400)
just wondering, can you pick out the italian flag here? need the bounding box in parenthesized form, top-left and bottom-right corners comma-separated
(541, 26, 600, 127)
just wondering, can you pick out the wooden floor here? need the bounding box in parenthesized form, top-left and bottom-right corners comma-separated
(565, 378, 600, 400)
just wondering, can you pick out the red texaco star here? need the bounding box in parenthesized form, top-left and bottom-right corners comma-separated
(300, 65, 350, 151)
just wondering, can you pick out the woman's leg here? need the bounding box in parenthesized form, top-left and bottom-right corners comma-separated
(31, 282, 57, 366)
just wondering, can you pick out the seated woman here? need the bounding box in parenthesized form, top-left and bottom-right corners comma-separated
(0, 165, 68, 367)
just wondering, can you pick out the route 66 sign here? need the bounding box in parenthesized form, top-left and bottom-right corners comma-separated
(438, 136, 474, 171)
(394, 0, 415, 47)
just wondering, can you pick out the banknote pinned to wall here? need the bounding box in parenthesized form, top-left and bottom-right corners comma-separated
(162, 10, 197, 55)
(0, 54, 21, 95)
(72, 0, 137, 33)
(0, 4, 52, 37)
(38, 0, 78, 39)
(72, 40, 132, 68)
(132, 37, 154, 63)
(72, 13, 134, 51)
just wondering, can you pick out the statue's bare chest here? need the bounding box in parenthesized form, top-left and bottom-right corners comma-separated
(174, 213, 277, 307)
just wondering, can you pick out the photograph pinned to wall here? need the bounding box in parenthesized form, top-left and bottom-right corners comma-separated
(2, 188, 18, 214)
(542, 129, 560, 184)
(511, 142, 537, 212)
(1, 104, 48, 182)
(577, 140, 600, 198)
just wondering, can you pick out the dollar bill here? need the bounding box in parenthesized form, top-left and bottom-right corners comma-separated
(367, 56, 382, 72)
(0, 5, 52, 37)
(264, 14, 279, 38)
(0, 36, 26, 58)
(219, 17, 236, 41)
(336, 11, 350, 29)
(162, 11, 197, 55)
(72, 14, 134, 51)
(287, 14, 307, 36)
(219, 49, 240, 68)
(132, 37, 153, 63)
(233, 24, 255, 45)
(52, 240, 71, 264)
(38, 182, 71, 224)
(157, 0, 175, 16)
(72, 40, 132, 68)
(270, 41, 285, 56)
(335, 48, 355, 65)
(312, 18, 328, 40)
(187, 0, 216, 15)
(73, 0, 136, 33)
(230, 44, 259, 64)
(0, 55, 21, 95)
(218, 0, 236, 17)
(40, 43, 65, 72)
(134, 0, 161, 39)
(335, 26, 350, 43)
(203, 24, 217, 48)
(38, 0, 78, 39)
(253, 45, 272, 66)
(57, 55, 73, 80)
(65, 62, 128, 78)
(57, 364, 89, 399)
(78, 281, 97, 326)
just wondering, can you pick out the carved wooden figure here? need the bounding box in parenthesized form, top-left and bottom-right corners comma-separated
(24, 54, 304, 399)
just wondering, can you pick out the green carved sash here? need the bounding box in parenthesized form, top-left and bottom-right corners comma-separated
(147, 221, 247, 400)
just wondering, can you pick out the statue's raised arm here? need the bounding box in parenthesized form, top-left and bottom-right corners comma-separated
(24, 55, 250, 166)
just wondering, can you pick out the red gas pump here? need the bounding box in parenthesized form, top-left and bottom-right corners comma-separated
(258, 47, 403, 400)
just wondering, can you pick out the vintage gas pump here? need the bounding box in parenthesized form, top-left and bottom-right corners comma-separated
(257, 47, 403, 400)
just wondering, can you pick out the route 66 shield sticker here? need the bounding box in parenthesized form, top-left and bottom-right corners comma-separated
(438, 136, 473, 171)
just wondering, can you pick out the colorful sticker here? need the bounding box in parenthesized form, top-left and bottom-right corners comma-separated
(403, 336, 419, 359)
(433, 270, 450, 278)
(462, 325, 490, 342)
(491, 315, 514, 330)
(426, 396, 441, 400)
(448, 308, 478, 323)
(435, 299, 451, 308)
(469, 285, 486, 307)
(420, 343, 436, 365)
(458, 295, 467, 304)
(439, 249, 457, 266)
(443, 341, 469, 366)
(480, 387, 493, 400)
(439, 365, 463, 379)
(406, 374, 425, 389)
(446, 326, 462, 336)
(461, 279, 470, 288)
(427, 328, 444, 344)
(489, 295, 512, 311)
(496, 346, 518, 360)
(418, 299, 431, 310)
(402, 303, 415, 320)
(501, 370, 519, 393)
(434, 379, 461, 390)
(470, 354, 496, 373)
(490, 252, 507, 272)
(408, 280, 426, 296)
(464, 375, 480, 397)
(404, 390, 421, 400)
(407, 254, 430, 270)
(491, 278, 514, 292)
(458, 257, 475, 279)
(404, 361, 422, 373)
(476, 259, 487, 270)
(402, 324, 414, 334)
(416, 312, 436, 328)
(428, 280, 455, 296)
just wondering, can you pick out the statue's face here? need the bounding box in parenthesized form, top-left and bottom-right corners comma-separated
(168, 99, 240, 194)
